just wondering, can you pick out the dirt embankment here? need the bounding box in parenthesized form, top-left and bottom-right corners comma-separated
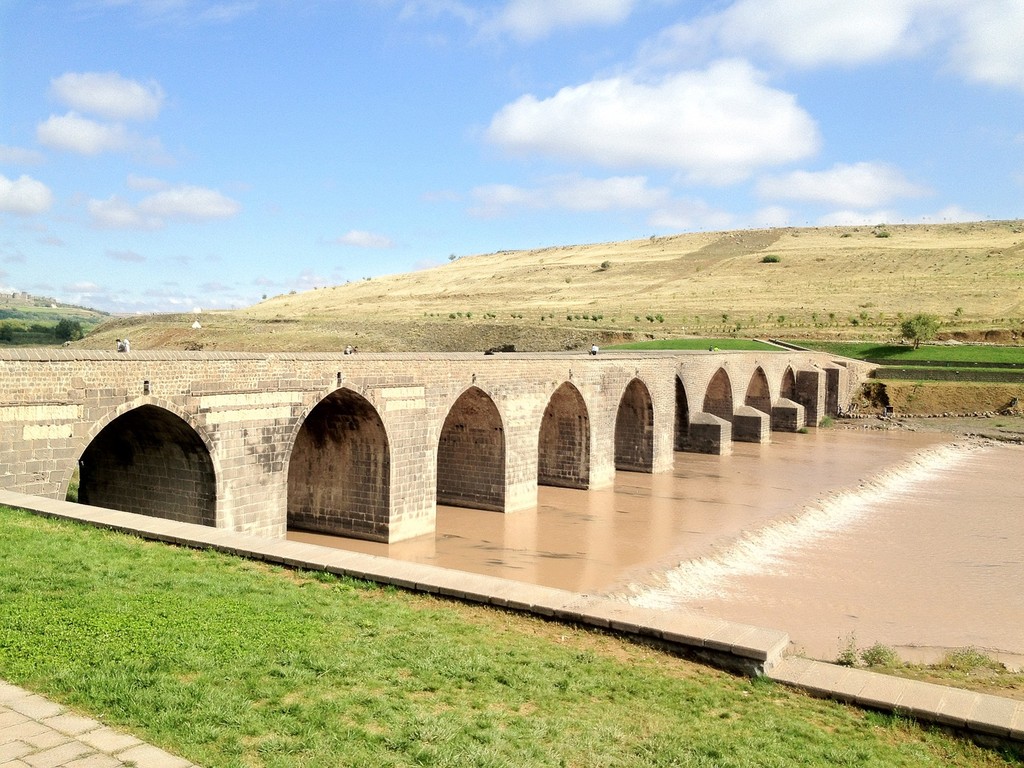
(853, 380, 1022, 417)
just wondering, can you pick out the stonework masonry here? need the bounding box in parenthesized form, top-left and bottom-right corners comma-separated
(0, 349, 871, 543)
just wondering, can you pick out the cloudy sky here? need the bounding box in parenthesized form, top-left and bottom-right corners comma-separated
(1, 0, 1022, 313)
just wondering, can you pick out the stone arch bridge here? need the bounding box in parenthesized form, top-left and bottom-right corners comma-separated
(0, 349, 868, 543)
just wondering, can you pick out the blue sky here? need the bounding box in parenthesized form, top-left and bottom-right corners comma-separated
(1, 0, 1022, 313)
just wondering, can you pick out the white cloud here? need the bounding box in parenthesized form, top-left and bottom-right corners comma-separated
(757, 162, 930, 208)
(401, 0, 636, 41)
(487, 60, 820, 184)
(0, 145, 46, 165)
(715, 0, 932, 68)
(647, 199, 734, 231)
(333, 230, 395, 249)
(818, 205, 986, 226)
(950, 1, 1024, 90)
(107, 249, 147, 263)
(918, 204, 988, 224)
(0, 174, 54, 216)
(750, 205, 793, 228)
(50, 72, 165, 121)
(644, 1, 1024, 91)
(138, 185, 241, 220)
(88, 184, 240, 229)
(486, 0, 637, 41)
(88, 195, 160, 229)
(37, 112, 131, 155)
(88, 0, 258, 25)
(817, 209, 900, 226)
(127, 174, 170, 191)
(471, 175, 670, 217)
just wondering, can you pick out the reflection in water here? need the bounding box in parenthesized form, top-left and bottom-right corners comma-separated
(289, 429, 1024, 666)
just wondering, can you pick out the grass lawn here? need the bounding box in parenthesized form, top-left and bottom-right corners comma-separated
(795, 341, 1024, 365)
(1, 506, 1020, 768)
(609, 338, 779, 351)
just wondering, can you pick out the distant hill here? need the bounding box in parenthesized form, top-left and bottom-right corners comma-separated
(80, 220, 1024, 352)
(1, 293, 109, 346)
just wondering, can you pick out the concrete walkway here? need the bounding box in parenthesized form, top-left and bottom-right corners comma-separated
(0, 679, 198, 768)
(1, 489, 1022, 756)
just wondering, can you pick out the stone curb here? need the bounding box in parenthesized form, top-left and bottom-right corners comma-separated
(2, 490, 1021, 748)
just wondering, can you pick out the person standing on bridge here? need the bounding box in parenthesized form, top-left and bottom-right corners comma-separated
(123, 338, 131, 353)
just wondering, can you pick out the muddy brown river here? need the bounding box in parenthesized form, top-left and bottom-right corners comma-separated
(290, 428, 1024, 668)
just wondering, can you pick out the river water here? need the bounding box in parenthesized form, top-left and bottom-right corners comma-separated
(290, 428, 1024, 667)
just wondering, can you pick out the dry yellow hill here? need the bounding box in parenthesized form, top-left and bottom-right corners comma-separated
(85, 220, 1024, 352)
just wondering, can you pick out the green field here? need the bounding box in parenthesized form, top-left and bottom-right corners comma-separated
(609, 338, 779, 351)
(1, 506, 1018, 768)
(795, 341, 1024, 365)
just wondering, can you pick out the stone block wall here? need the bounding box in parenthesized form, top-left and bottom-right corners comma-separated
(0, 348, 864, 543)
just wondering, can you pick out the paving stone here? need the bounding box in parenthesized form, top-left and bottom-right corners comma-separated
(39, 715, 99, 737)
(4, 697, 63, 722)
(21, 740, 93, 768)
(854, 672, 909, 710)
(63, 754, 125, 768)
(967, 693, 1020, 737)
(895, 680, 948, 719)
(0, 711, 29, 729)
(75, 727, 142, 755)
(0, 722, 51, 746)
(115, 744, 196, 768)
(0, 741, 33, 762)
(1010, 701, 1024, 741)
(932, 688, 979, 728)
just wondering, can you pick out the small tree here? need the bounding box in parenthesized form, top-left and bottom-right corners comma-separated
(54, 318, 83, 342)
(900, 313, 940, 349)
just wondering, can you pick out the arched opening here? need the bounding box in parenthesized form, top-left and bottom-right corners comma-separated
(781, 367, 797, 400)
(288, 389, 390, 541)
(538, 382, 590, 489)
(745, 367, 772, 412)
(703, 368, 734, 421)
(78, 404, 216, 526)
(674, 376, 690, 451)
(614, 378, 654, 472)
(437, 387, 505, 511)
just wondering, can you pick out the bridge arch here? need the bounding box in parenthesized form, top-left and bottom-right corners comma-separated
(288, 387, 391, 541)
(538, 381, 590, 489)
(437, 386, 505, 511)
(77, 402, 217, 526)
(745, 366, 772, 413)
(780, 366, 797, 400)
(615, 378, 654, 472)
(703, 367, 734, 421)
(674, 375, 691, 451)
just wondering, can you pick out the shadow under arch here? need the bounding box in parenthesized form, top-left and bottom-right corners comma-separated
(674, 375, 690, 451)
(703, 367, 734, 421)
(78, 403, 216, 526)
(745, 366, 772, 412)
(781, 366, 797, 401)
(288, 388, 391, 542)
(437, 386, 505, 511)
(538, 381, 590, 489)
(615, 378, 654, 472)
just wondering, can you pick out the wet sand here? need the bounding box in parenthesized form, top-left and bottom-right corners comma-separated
(290, 428, 1024, 667)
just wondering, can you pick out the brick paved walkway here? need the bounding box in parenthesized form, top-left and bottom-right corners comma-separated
(0, 680, 199, 768)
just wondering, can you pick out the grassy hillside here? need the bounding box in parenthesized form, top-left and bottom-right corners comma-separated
(0, 292, 109, 346)
(81, 220, 1024, 352)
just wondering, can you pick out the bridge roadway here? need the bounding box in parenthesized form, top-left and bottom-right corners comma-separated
(0, 348, 867, 543)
